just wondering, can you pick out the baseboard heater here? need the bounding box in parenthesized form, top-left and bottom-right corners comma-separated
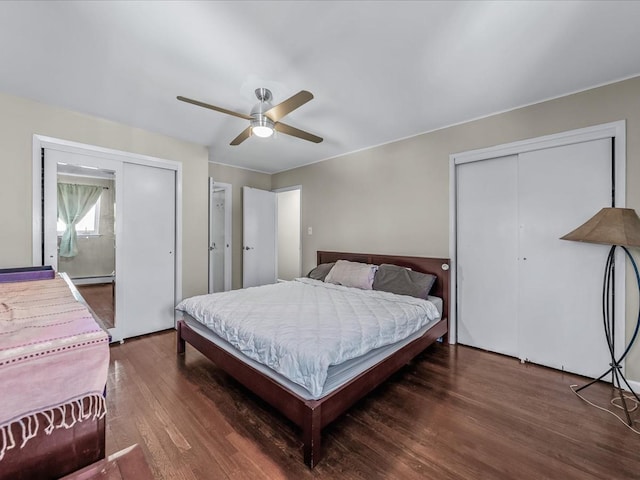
(71, 275, 114, 286)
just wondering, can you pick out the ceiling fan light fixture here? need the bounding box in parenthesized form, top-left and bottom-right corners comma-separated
(251, 116, 275, 138)
(178, 87, 322, 145)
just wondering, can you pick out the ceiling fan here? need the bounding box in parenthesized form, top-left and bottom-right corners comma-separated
(177, 88, 323, 146)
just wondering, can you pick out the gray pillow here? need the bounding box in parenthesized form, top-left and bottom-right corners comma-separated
(307, 262, 335, 281)
(372, 264, 436, 299)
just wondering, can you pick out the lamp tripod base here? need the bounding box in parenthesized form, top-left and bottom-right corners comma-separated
(574, 363, 640, 425)
(572, 245, 640, 428)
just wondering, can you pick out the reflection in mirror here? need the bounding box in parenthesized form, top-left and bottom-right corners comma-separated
(56, 163, 116, 329)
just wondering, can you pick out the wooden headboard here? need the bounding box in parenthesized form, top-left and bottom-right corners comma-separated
(316, 251, 450, 321)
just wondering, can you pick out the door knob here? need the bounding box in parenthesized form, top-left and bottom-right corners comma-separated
(244, 246, 254, 251)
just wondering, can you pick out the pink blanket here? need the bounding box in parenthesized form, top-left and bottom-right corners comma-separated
(0, 275, 109, 459)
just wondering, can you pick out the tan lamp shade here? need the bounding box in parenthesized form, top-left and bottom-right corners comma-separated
(560, 207, 640, 247)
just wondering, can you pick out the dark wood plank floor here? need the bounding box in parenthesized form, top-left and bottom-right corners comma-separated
(77, 283, 114, 329)
(106, 331, 639, 479)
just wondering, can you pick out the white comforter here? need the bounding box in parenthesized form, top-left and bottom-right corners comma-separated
(176, 278, 440, 397)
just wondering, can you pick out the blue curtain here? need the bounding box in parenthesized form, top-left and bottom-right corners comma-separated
(57, 183, 103, 258)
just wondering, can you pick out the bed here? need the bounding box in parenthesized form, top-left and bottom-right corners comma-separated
(176, 251, 449, 468)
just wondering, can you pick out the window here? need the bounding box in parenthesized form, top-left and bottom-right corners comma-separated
(57, 198, 101, 236)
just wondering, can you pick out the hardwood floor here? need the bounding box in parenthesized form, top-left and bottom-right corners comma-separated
(77, 283, 114, 329)
(106, 331, 639, 479)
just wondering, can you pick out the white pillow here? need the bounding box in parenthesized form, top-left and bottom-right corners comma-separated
(324, 260, 378, 290)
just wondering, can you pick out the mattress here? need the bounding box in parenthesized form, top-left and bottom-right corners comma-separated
(176, 278, 441, 397)
(180, 294, 443, 401)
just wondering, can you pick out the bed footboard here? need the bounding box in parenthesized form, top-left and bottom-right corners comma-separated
(303, 404, 323, 468)
(176, 316, 447, 468)
(176, 318, 186, 355)
(177, 318, 324, 466)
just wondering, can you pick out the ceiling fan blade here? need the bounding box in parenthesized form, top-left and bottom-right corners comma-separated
(230, 126, 252, 146)
(274, 122, 323, 144)
(177, 96, 252, 121)
(264, 90, 314, 122)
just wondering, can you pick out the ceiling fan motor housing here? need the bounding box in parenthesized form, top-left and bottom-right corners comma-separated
(250, 88, 275, 136)
(250, 88, 274, 117)
(254, 88, 272, 102)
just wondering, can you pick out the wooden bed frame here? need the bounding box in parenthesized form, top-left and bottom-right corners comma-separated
(176, 251, 450, 468)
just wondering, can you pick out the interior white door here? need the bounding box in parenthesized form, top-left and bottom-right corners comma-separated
(209, 185, 225, 293)
(456, 155, 520, 356)
(518, 138, 612, 378)
(209, 179, 232, 293)
(243, 186, 276, 288)
(119, 162, 176, 338)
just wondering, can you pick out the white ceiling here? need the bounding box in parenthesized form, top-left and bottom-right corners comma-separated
(1, 1, 640, 174)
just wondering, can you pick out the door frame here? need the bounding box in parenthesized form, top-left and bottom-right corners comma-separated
(32, 134, 183, 342)
(449, 120, 626, 348)
(208, 179, 232, 293)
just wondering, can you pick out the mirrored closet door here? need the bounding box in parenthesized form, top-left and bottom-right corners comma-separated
(44, 150, 123, 340)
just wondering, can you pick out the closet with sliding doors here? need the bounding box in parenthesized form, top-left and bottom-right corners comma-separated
(454, 122, 626, 380)
(39, 140, 180, 343)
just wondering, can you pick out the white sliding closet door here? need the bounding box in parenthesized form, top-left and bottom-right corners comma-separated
(119, 162, 176, 338)
(456, 138, 612, 379)
(457, 155, 519, 356)
(518, 139, 611, 378)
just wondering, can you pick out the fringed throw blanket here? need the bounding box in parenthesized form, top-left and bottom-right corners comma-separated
(0, 276, 109, 460)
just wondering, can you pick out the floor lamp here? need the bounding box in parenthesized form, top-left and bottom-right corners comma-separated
(560, 207, 640, 425)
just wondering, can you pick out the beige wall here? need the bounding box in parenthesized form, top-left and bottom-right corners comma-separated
(0, 92, 209, 299)
(208, 162, 271, 290)
(273, 76, 640, 381)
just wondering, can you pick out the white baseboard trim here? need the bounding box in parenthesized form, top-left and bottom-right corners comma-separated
(72, 276, 114, 286)
(626, 379, 640, 393)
